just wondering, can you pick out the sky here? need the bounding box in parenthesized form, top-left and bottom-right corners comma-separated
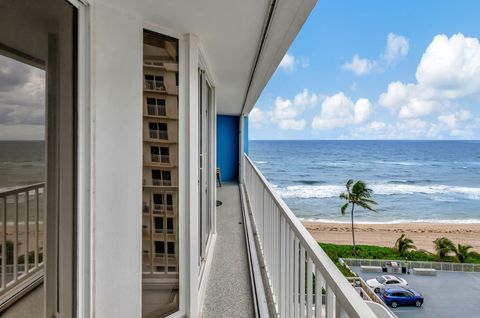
(249, 0, 480, 140)
(0, 55, 45, 140)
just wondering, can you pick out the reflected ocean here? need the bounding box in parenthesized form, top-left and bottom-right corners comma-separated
(249, 140, 480, 224)
(0, 141, 45, 190)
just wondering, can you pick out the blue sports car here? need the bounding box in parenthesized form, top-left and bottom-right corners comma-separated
(380, 287, 424, 308)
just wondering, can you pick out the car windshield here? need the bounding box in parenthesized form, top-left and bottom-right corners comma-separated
(376, 277, 386, 284)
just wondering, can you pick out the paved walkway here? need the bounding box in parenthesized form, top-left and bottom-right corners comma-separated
(202, 184, 254, 318)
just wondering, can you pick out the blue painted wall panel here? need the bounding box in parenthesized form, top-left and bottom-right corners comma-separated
(244, 116, 249, 155)
(217, 115, 239, 181)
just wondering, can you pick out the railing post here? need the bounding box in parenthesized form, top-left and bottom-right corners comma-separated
(13, 193, 18, 281)
(315, 269, 323, 318)
(306, 257, 313, 317)
(294, 236, 299, 317)
(25, 190, 29, 274)
(300, 246, 306, 317)
(280, 216, 286, 317)
(2, 197, 6, 289)
(35, 188, 39, 268)
(325, 285, 335, 318)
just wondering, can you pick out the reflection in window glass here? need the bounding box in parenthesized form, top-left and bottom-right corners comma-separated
(0, 54, 46, 287)
(142, 30, 179, 317)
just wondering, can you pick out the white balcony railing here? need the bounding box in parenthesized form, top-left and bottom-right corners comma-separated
(0, 183, 44, 308)
(243, 155, 377, 318)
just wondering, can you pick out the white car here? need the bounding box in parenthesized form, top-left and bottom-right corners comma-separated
(366, 275, 408, 293)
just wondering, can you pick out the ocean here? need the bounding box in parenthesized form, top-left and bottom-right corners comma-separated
(0, 141, 45, 190)
(249, 140, 480, 224)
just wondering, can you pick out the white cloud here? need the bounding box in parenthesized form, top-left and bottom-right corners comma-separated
(253, 89, 318, 131)
(341, 55, 375, 75)
(437, 110, 471, 129)
(416, 33, 480, 99)
(379, 33, 480, 120)
(311, 92, 371, 130)
(278, 53, 296, 71)
(342, 33, 410, 75)
(384, 33, 409, 63)
(0, 55, 45, 140)
(278, 119, 307, 130)
(278, 53, 310, 71)
(249, 107, 266, 127)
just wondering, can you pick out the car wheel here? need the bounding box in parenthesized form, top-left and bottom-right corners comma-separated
(374, 287, 380, 293)
(415, 301, 422, 307)
(391, 301, 398, 308)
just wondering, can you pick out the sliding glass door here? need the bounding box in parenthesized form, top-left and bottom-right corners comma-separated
(198, 69, 214, 272)
(0, 1, 77, 316)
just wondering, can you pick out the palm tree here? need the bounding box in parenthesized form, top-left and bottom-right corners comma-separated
(454, 244, 474, 263)
(433, 237, 455, 261)
(339, 179, 377, 254)
(394, 234, 416, 256)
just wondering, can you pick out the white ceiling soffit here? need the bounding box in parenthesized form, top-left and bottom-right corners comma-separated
(97, 0, 316, 115)
(241, 0, 317, 115)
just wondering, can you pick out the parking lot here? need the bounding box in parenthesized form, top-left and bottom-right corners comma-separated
(351, 266, 480, 318)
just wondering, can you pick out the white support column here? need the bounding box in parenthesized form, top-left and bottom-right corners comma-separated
(239, 115, 245, 184)
(185, 33, 200, 318)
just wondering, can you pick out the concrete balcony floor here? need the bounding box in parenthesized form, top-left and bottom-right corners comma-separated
(2, 284, 43, 318)
(202, 183, 254, 318)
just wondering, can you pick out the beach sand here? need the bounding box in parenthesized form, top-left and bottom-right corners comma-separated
(302, 221, 480, 253)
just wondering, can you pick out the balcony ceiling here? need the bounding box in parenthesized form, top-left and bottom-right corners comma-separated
(98, 0, 317, 115)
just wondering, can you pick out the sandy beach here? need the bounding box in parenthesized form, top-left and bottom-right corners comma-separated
(303, 221, 480, 253)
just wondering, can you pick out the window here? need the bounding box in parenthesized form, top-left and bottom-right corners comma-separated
(162, 171, 171, 186)
(146, 98, 166, 116)
(160, 147, 169, 163)
(0, 1, 77, 316)
(153, 193, 164, 211)
(142, 30, 179, 317)
(167, 218, 174, 234)
(149, 122, 168, 140)
(167, 242, 175, 255)
(144, 75, 165, 91)
(155, 217, 164, 233)
(155, 241, 165, 255)
(166, 194, 173, 210)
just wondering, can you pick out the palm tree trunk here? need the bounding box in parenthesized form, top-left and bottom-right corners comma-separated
(351, 203, 356, 254)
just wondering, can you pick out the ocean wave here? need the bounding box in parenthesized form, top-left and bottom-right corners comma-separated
(275, 183, 480, 200)
(300, 218, 480, 225)
(373, 160, 422, 166)
(254, 161, 268, 164)
(294, 180, 326, 185)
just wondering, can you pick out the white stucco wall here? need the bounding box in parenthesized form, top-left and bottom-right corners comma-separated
(91, 3, 143, 317)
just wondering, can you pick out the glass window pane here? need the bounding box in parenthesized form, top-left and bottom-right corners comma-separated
(142, 30, 179, 317)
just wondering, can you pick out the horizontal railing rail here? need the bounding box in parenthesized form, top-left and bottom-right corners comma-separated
(0, 183, 45, 302)
(243, 155, 377, 318)
(341, 258, 480, 273)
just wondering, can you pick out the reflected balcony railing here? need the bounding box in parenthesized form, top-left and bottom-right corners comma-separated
(151, 154, 170, 164)
(0, 183, 45, 307)
(152, 179, 172, 187)
(147, 105, 167, 117)
(149, 130, 169, 140)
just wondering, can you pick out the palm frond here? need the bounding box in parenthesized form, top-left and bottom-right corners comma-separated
(340, 202, 349, 215)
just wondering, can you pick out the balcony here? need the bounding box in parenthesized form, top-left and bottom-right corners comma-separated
(239, 155, 380, 317)
(1, 163, 382, 318)
(0, 184, 45, 316)
(202, 157, 382, 317)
